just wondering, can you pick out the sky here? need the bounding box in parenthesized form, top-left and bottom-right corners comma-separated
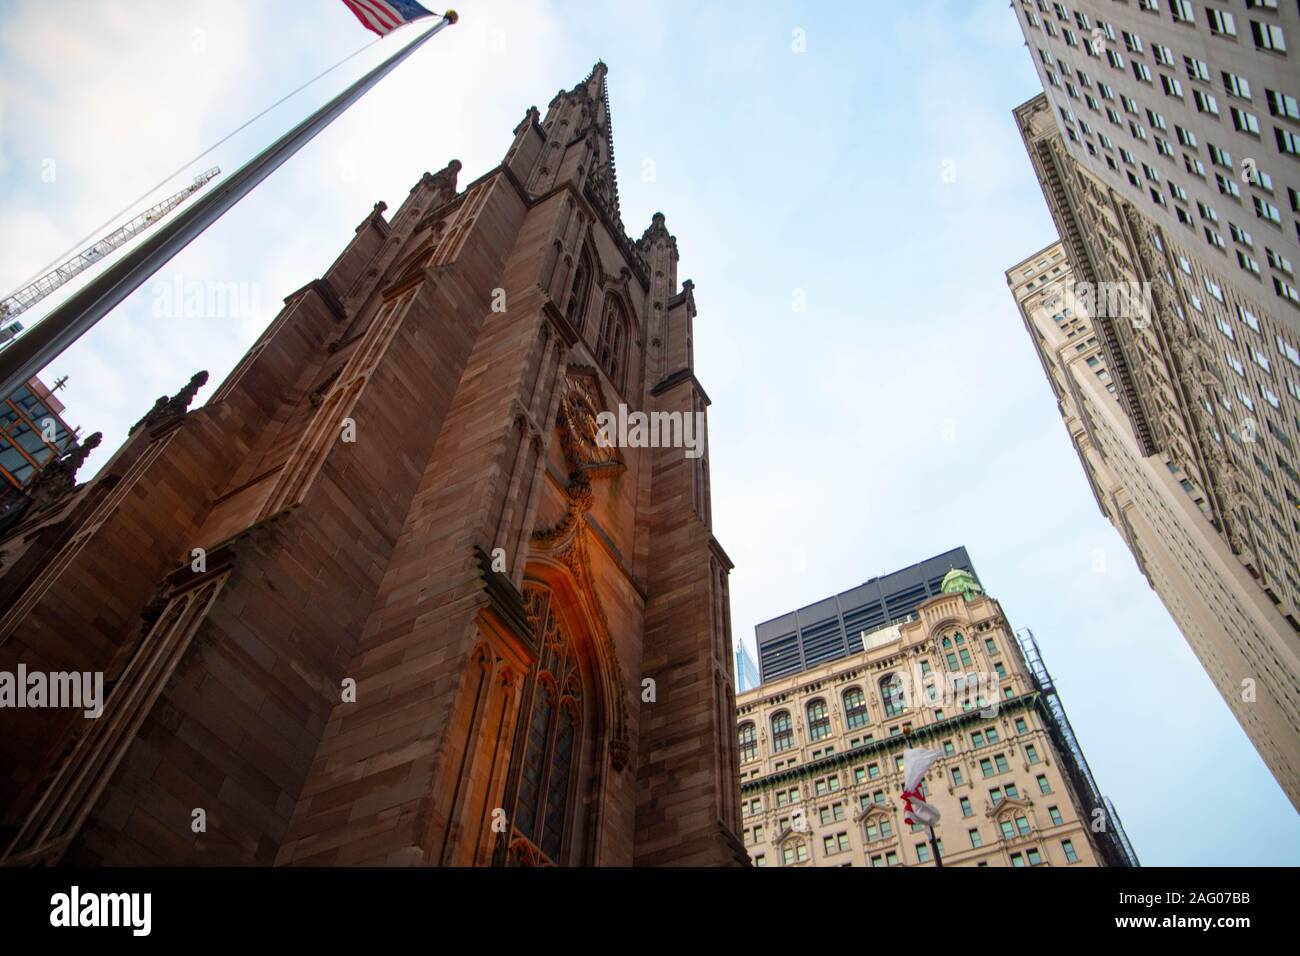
(1, 0, 1296, 865)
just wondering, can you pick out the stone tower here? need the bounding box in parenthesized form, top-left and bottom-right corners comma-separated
(0, 63, 747, 867)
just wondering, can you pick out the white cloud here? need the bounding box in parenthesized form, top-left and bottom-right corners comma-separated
(2, 0, 573, 479)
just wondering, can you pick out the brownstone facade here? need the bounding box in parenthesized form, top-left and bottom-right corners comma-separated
(0, 63, 747, 867)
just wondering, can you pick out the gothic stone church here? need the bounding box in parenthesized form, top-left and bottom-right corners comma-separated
(0, 63, 747, 867)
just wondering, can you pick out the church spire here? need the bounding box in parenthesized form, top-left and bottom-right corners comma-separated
(525, 62, 621, 225)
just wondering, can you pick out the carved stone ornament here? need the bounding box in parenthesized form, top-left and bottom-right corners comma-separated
(556, 371, 623, 475)
(129, 370, 208, 436)
(21, 431, 103, 512)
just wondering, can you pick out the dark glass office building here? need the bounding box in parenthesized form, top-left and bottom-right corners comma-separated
(0, 377, 78, 491)
(755, 546, 978, 683)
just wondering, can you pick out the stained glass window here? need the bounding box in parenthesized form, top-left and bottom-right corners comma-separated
(508, 586, 585, 865)
(596, 295, 628, 389)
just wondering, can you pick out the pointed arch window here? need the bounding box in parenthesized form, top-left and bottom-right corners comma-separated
(738, 721, 758, 763)
(567, 246, 594, 333)
(507, 586, 585, 866)
(771, 710, 794, 752)
(596, 293, 628, 391)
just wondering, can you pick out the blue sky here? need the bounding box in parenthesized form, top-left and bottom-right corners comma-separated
(1, 0, 1296, 864)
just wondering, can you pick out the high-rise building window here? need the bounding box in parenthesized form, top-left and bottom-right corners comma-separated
(961, 797, 973, 817)
(771, 710, 794, 752)
(1267, 89, 1300, 121)
(1049, 806, 1065, 826)
(1206, 8, 1237, 37)
(1062, 839, 1079, 862)
(1251, 20, 1287, 53)
(969, 828, 982, 848)
(1277, 128, 1300, 157)
(1038, 773, 1052, 795)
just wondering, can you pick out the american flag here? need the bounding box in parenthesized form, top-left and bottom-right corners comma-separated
(341, 0, 438, 36)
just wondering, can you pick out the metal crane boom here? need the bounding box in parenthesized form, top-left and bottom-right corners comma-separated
(0, 167, 221, 323)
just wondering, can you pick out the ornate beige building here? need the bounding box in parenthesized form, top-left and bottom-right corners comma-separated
(734, 568, 1138, 867)
(1013, 89, 1300, 808)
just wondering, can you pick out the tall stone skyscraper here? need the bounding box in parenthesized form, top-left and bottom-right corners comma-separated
(1010, 0, 1300, 807)
(0, 63, 747, 867)
(1008, 239, 1300, 807)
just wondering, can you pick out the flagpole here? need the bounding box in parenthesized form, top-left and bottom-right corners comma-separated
(928, 825, 943, 868)
(0, 11, 458, 400)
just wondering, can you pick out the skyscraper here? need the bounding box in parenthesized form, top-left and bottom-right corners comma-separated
(735, 642, 760, 693)
(735, 562, 1137, 867)
(1009, 238, 1300, 807)
(0, 63, 747, 867)
(1011, 0, 1300, 808)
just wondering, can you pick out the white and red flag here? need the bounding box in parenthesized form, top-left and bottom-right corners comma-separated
(900, 747, 944, 828)
(342, 0, 438, 36)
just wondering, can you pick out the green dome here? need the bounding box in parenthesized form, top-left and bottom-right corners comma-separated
(940, 568, 983, 601)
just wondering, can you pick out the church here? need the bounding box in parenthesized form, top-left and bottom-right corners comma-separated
(0, 63, 747, 867)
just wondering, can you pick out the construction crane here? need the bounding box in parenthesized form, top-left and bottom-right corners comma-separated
(0, 167, 221, 327)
